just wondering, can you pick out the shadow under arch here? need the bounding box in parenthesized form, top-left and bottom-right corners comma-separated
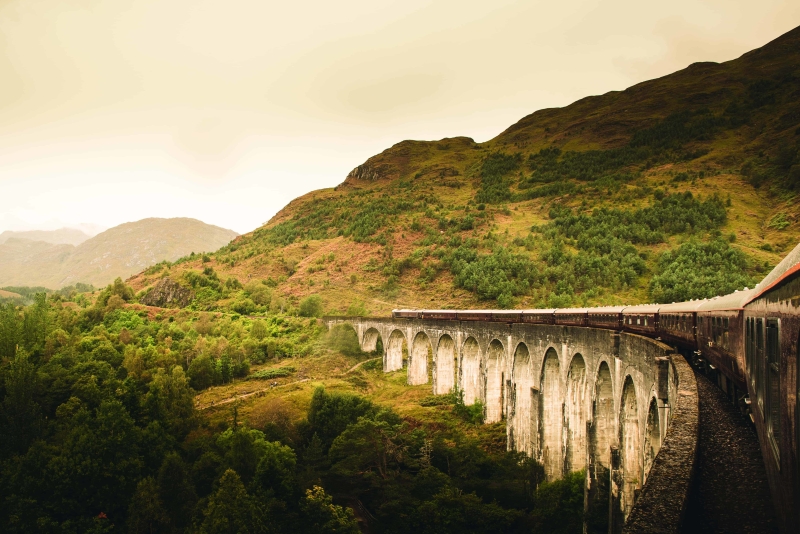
(619, 376, 640, 523)
(540, 347, 563, 480)
(362, 327, 383, 353)
(586, 360, 614, 534)
(510, 342, 534, 455)
(386, 329, 407, 372)
(565, 353, 588, 473)
(408, 331, 432, 386)
(484, 339, 506, 423)
(642, 396, 661, 485)
(435, 334, 456, 395)
(460, 337, 482, 405)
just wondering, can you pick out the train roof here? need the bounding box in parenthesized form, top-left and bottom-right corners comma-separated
(554, 307, 590, 314)
(749, 240, 800, 301)
(587, 306, 626, 314)
(622, 304, 661, 314)
(658, 300, 708, 313)
(521, 308, 557, 314)
(696, 288, 757, 311)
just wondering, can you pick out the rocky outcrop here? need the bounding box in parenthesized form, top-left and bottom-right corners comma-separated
(139, 277, 194, 308)
(346, 163, 393, 182)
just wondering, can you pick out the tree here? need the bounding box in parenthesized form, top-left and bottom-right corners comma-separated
(329, 410, 403, 479)
(253, 441, 297, 500)
(128, 477, 169, 534)
(298, 295, 323, 318)
(188, 356, 215, 390)
(1, 349, 42, 453)
(200, 469, 266, 534)
(300, 486, 359, 534)
(157, 453, 198, 531)
(306, 387, 377, 450)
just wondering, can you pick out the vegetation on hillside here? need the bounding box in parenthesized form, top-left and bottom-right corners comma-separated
(0, 286, 585, 533)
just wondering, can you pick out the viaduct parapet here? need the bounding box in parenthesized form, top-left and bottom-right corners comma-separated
(324, 316, 698, 532)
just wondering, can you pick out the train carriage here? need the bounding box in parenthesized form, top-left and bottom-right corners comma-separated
(554, 308, 589, 327)
(490, 310, 523, 322)
(420, 309, 459, 321)
(695, 289, 755, 392)
(659, 300, 706, 349)
(392, 309, 421, 319)
(587, 306, 625, 329)
(456, 310, 495, 321)
(742, 244, 800, 533)
(520, 309, 557, 324)
(621, 304, 660, 335)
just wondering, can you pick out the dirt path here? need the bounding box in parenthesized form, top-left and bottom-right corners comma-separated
(345, 357, 381, 374)
(196, 378, 310, 410)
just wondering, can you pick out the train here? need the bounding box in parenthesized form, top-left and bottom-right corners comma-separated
(392, 241, 800, 533)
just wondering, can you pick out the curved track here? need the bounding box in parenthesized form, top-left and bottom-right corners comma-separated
(681, 369, 778, 533)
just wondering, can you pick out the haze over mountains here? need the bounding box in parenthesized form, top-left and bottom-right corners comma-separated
(0, 228, 92, 247)
(0, 218, 237, 289)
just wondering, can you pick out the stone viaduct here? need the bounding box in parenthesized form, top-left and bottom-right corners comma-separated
(324, 316, 696, 532)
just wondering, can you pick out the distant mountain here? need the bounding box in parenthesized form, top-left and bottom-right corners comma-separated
(0, 228, 91, 246)
(0, 218, 238, 288)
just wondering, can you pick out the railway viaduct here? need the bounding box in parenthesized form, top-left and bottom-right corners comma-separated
(323, 316, 699, 532)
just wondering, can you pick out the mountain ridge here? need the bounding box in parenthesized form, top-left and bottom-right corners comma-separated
(0, 217, 238, 289)
(126, 25, 800, 315)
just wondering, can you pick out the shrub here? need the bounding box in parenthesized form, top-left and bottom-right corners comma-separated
(299, 295, 323, 317)
(248, 366, 295, 380)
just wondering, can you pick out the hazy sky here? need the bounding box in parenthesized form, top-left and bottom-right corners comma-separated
(1, 0, 798, 235)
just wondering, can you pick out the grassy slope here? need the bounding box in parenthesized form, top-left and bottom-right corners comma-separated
(129, 26, 800, 315)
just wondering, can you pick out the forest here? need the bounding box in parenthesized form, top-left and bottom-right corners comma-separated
(0, 283, 586, 534)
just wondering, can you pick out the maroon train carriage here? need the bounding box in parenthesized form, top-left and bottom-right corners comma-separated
(554, 308, 589, 327)
(419, 309, 459, 320)
(586, 306, 625, 329)
(490, 310, 523, 323)
(695, 289, 756, 393)
(621, 304, 660, 335)
(658, 300, 706, 349)
(741, 242, 800, 534)
(392, 309, 421, 319)
(520, 309, 557, 324)
(456, 310, 495, 321)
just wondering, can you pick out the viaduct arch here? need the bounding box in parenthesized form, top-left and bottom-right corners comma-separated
(326, 316, 687, 530)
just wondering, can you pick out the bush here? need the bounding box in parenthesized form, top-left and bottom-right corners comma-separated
(326, 324, 363, 357)
(248, 366, 295, 380)
(649, 239, 756, 303)
(299, 295, 323, 317)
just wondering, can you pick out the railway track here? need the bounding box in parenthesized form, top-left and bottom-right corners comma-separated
(681, 369, 778, 533)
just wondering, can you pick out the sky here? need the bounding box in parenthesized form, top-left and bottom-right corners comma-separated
(0, 1, 799, 235)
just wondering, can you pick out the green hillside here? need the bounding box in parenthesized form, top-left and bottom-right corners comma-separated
(130, 26, 800, 314)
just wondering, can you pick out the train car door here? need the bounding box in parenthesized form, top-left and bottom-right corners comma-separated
(766, 319, 780, 465)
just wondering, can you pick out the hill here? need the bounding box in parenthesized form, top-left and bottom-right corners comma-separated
(0, 228, 91, 246)
(0, 218, 238, 289)
(128, 26, 800, 315)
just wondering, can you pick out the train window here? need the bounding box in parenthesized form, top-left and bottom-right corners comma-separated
(745, 318, 754, 386)
(644, 316, 648, 326)
(766, 319, 780, 464)
(723, 318, 730, 350)
(756, 319, 764, 415)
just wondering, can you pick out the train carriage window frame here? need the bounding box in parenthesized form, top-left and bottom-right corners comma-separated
(756, 318, 765, 417)
(766, 318, 781, 467)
